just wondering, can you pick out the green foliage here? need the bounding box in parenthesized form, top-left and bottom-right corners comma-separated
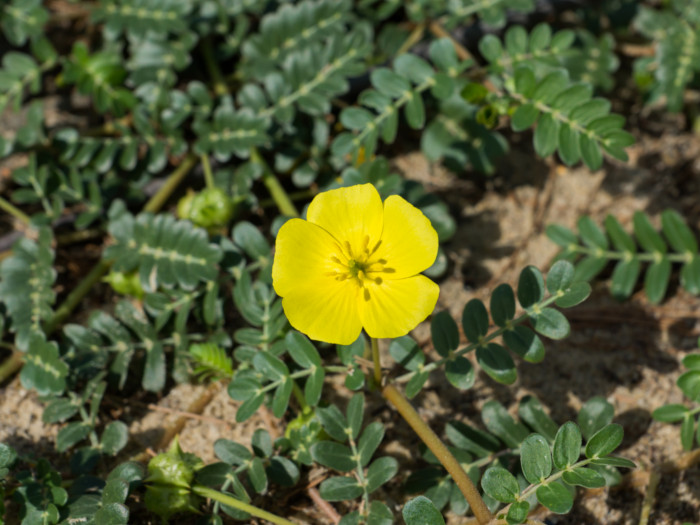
(394, 260, 590, 397)
(0, 0, 49, 46)
(407, 396, 632, 519)
(311, 394, 398, 521)
(653, 348, 700, 451)
(633, 2, 700, 111)
(105, 202, 223, 292)
(477, 22, 633, 169)
(0, 228, 55, 351)
(547, 209, 700, 303)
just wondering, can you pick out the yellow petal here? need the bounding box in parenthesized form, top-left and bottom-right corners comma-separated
(359, 275, 439, 339)
(306, 184, 383, 254)
(281, 282, 363, 345)
(272, 218, 340, 297)
(374, 195, 438, 279)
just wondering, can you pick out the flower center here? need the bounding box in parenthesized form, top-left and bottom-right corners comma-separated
(327, 235, 395, 299)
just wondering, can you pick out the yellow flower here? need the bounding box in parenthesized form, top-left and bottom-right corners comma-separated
(272, 184, 440, 345)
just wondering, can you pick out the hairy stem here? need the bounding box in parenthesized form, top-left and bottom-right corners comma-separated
(192, 485, 296, 525)
(251, 147, 299, 217)
(382, 384, 492, 524)
(0, 350, 24, 385)
(143, 153, 198, 214)
(200, 154, 215, 190)
(0, 195, 32, 226)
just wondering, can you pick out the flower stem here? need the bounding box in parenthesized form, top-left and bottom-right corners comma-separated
(200, 154, 215, 190)
(0, 350, 24, 385)
(370, 337, 382, 386)
(381, 384, 492, 524)
(0, 195, 32, 227)
(192, 485, 296, 525)
(251, 147, 299, 218)
(44, 258, 112, 335)
(200, 36, 229, 98)
(143, 153, 198, 214)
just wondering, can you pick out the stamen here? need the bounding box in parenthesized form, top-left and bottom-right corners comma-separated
(345, 241, 354, 259)
(374, 277, 383, 285)
(331, 256, 343, 265)
(363, 289, 370, 301)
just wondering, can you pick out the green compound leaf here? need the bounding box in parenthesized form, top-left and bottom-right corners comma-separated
(319, 476, 363, 502)
(445, 356, 475, 390)
(57, 422, 91, 453)
(346, 393, 364, 441)
(105, 203, 222, 292)
(578, 216, 608, 250)
(546, 260, 575, 294)
(680, 414, 696, 451)
(562, 467, 606, 488)
(482, 401, 529, 448)
(585, 423, 624, 459)
(610, 259, 641, 300)
(236, 394, 265, 423)
(652, 404, 690, 423)
(389, 335, 425, 371)
(20, 335, 68, 396)
(0, 227, 56, 351)
(530, 307, 570, 340)
(366, 456, 398, 493)
(605, 214, 636, 252)
(520, 434, 552, 484)
(93, 503, 129, 525)
(311, 442, 355, 472)
(0, 443, 18, 470)
(555, 281, 591, 308)
(402, 496, 446, 525)
(481, 466, 519, 503)
(42, 398, 79, 424)
(317, 405, 348, 442)
(507, 501, 530, 525)
(503, 325, 545, 363)
(547, 223, 578, 248)
(683, 354, 700, 370)
(517, 266, 545, 308)
(462, 299, 489, 343)
(358, 422, 385, 467)
(633, 211, 667, 254)
(589, 456, 636, 469)
(578, 396, 614, 440)
(445, 420, 501, 457)
(536, 481, 573, 514)
(552, 421, 582, 470)
(490, 283, 516, 327)
(645, 257, 671, 304)
(214, 439, 252, 466)
(431, 310, 460, 357)
(241, 0, 352, 76)
(286, 331, 322, 369)
(678, 370, 700, 402)
(101, 421, 129, 455)
(518, 396, 558, 442)
(476, 343, 517, 384)
(367, 501, 393, 524)
(405, 370, 429, 399)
